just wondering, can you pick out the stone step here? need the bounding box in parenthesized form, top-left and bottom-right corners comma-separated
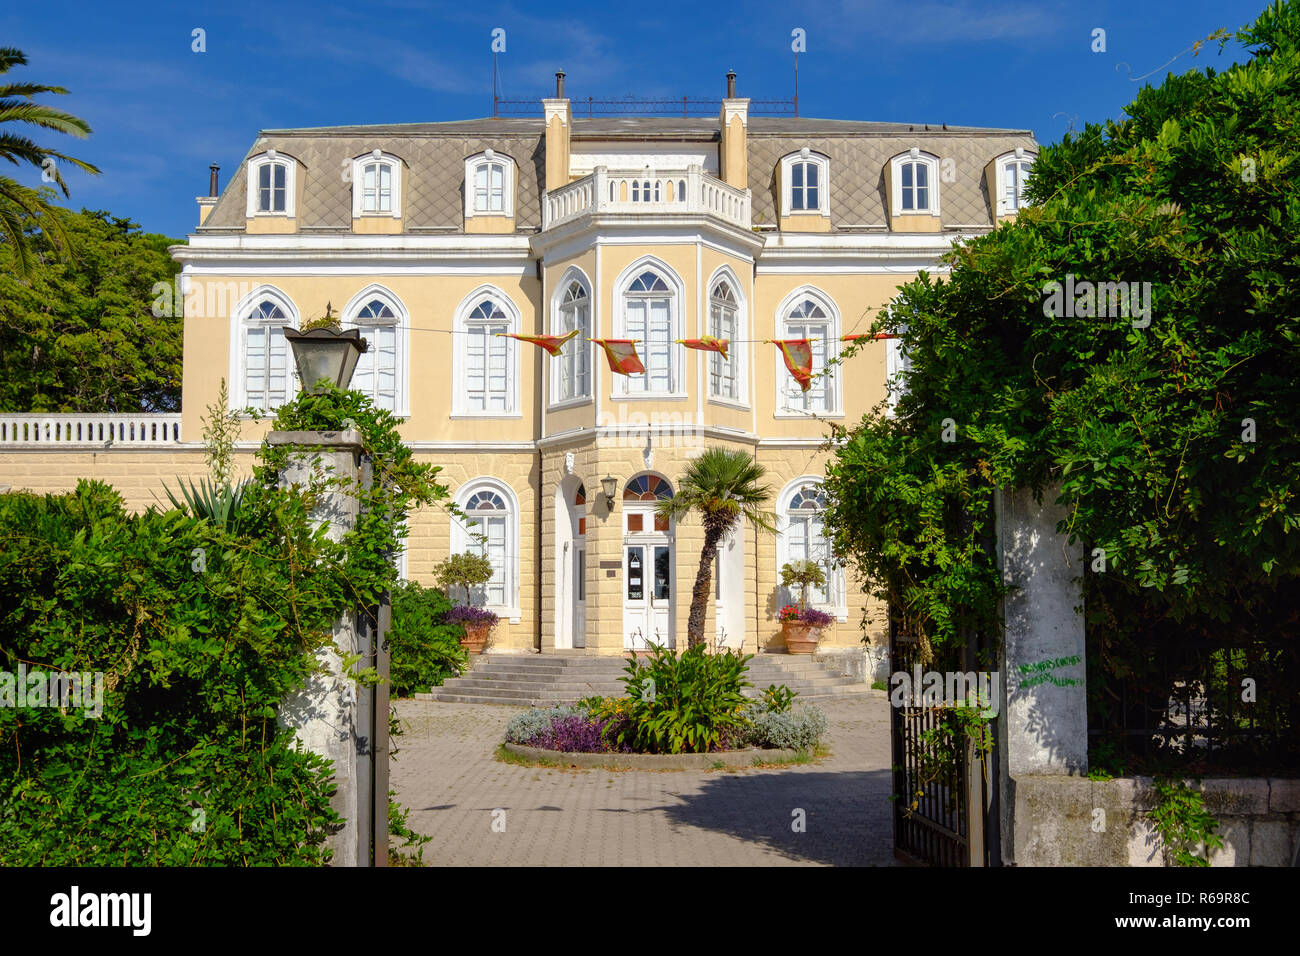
(443, 679, 627, 694)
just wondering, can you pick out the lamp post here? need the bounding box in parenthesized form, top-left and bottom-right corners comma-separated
(283, 303, 369, 394)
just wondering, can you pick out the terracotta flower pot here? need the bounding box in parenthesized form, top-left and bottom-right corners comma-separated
(782, 620, 821, 654)
(460, 622, 492, 655)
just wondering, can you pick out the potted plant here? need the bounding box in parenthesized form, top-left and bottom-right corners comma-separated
(779, 559, 833, 654)
(435, 552, 499, 655)
(446, 604, 500, 655)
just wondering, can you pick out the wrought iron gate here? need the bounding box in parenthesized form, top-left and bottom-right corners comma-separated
(889, 613, 999, 866)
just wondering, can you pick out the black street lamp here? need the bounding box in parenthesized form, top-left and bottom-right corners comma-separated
(283, 303, 369, 394)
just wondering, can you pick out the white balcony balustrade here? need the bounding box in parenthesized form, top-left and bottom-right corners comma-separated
(0, 414, 182, 446)
(543, 165, 751, 230)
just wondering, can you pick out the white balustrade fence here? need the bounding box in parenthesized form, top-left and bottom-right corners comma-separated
(544, 165, 751, 230)
(0, 414, 182, 445)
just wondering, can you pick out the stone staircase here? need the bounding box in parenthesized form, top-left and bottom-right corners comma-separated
(425, 650, 871, 706)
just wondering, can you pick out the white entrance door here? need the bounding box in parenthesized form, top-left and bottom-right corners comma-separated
(573, 544, 586, 648)
(624, 542, 673, 649)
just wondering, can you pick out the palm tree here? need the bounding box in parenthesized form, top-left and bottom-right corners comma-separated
(656, 447, 777, 650)
(0, 47, 100, 277)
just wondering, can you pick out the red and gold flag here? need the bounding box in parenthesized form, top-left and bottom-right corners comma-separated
(841, 333, 899, 342)
(675, 335, 729, 360)
(589, 338, 645, 376)
(496, 328, 580, 356)
(768, 339, 814, 392)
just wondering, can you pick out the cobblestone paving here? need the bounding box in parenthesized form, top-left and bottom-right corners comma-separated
(390, 692, 895, 866)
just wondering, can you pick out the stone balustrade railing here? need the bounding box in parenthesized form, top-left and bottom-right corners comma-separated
(0, 413, 182, 445)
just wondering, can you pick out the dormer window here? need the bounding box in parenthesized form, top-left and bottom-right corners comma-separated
(779, 149, 830, 217)
(246, 151, 296, 217)
(351, 150, 402, 218)
(890, 149, 941, 217)
(464, 150, 516, 219)
(996, 148, 1036, 215)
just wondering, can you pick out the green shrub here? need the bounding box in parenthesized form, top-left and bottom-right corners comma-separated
(760, 683, 798, 714)
(611, 644, 752, 754)
(388, 580, 467, 697)
(0, 387, 448, 865)
(504, 705, 588, 744)
(748, 705, 828, 751)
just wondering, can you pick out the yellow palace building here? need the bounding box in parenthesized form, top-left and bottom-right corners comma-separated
(0, 73, 1036, 665)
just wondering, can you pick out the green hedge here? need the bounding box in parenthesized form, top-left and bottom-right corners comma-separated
(389, 580, 467, 696)
(0, 480, 344, 865)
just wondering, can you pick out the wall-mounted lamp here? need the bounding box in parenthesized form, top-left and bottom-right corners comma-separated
(601, 475, 618, 508)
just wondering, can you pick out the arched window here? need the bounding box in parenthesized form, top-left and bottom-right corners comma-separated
(464, 151, 516, 218)
(242, 298, 294, 411)
(890, 150, 941, 217)
(350, 151, 402, 218)
(245, 152, 297, 217)
(575, 484, 587, 536)
(554, 277, 590, 403)
(623, 473, 673, 533)
(453, 481, 518, 610)
(709, 279, 739, 401)
(619, 266, 680, 395)
(995, 150, 1036, 215)
(778, 481, 842, 611)
(455, 290, 518, 415)
(780, 150, 830, 217)
(345, 296, 400, 412)
(778, 291, 839, 414)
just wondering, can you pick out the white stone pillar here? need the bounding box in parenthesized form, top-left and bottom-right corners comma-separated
(996, 484, 1088, 864)
(270, 429, 366, 866)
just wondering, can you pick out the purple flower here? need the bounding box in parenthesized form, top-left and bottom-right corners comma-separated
(446, 604, 500, 627)
(800, 608, 835, 627)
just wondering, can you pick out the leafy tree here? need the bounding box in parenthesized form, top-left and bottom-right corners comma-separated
(820, 0, 1300, 758)
(0, 205, 183, 412)
(0, 47, 100, 277)
(657, 448, 776, 649)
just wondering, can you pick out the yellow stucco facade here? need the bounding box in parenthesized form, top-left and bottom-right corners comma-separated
(0, 80, 1036, 661)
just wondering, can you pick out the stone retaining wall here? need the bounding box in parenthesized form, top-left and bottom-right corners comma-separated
(1011, 775, 1300, 866)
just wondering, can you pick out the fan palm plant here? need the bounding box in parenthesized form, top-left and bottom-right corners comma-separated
(656, 447, 776, 649)
(0, 46, 100, 277)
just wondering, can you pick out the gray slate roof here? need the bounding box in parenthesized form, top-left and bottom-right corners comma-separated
(198, 114, 1037, 233)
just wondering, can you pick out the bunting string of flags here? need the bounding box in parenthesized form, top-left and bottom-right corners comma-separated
(404, 321, 899, 384)
(495, 328, 580, 356)
(588, 338, 646, 375)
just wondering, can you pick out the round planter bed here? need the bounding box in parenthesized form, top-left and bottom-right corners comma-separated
(502, 742, 805, 770)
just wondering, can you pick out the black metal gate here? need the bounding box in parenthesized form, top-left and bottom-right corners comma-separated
(889, 613, 999, 866)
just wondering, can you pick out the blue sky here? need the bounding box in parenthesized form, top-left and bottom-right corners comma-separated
(2, 0, 1269, 239)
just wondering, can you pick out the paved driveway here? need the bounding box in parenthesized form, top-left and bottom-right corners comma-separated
(390, 692, 895, 866)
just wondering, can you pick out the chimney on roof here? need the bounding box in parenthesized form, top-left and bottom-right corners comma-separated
(197, 164, 221, 226)
(719, 71, 748, 189)
(543, 73, 572, 191)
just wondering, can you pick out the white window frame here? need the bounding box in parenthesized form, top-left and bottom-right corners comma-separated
(451, 478, 521, 622)
(351, 151, 402, 219)
(773, 287, 842, 418)
(341, 284, 409, 417)
(776, 476, 846, 621)
(890, 149, 941, 218)
(706, 264, 748, 408)
(994, 149, 1036, 216)
(779, 149, 830, 218)
(613, 257, 686, 400)
(452, 285, 521, 418)
(245, 151, 296, 218)
(228, 285, 298, 413)
(463, 150, 517, 219)
(549, 267, 593, 409)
